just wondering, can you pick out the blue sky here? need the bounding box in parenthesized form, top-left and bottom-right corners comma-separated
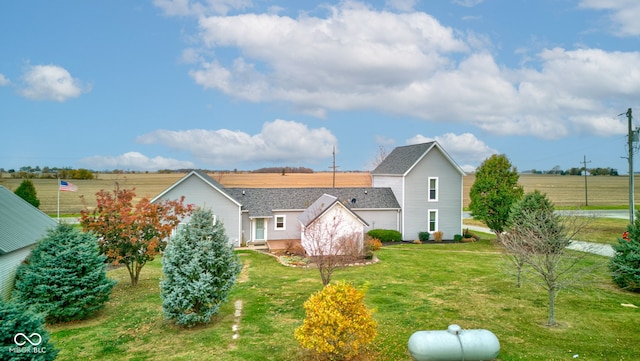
(2, 0, 640, 173)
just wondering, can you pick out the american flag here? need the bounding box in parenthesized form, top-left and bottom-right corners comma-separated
(59, 180, 78, 192)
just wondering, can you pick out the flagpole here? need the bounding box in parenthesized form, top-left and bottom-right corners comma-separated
(57, 176, 60, 222)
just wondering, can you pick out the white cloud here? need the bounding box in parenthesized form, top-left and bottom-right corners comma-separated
(407, 132, 497, 171)
(136, 119, 337, 166)
(190, 2, 468, 107)
(79, 152, 195, 171)
(0, 74, 9, 86)
(579, 0, 640, 36)
(163, 1, 640, 140)
(20, 64, 90, 102)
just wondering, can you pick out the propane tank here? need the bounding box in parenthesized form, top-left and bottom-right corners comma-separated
(407, 324, 500, 361)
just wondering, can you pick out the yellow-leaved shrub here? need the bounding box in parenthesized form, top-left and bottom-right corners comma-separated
(294, 281, 377, 360)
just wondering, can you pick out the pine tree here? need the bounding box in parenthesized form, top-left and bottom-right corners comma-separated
(0, 300, 59, 361)
(609, 215, 640, 292)
(12, 223, 116, 323)
(14, 179, 40, 208)
(161, 208, 242, 327)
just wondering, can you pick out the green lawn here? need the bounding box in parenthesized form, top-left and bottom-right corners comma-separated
(48, 240, 639, 360)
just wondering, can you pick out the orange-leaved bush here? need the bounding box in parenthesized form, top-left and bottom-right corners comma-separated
(294, 281, 377, 360)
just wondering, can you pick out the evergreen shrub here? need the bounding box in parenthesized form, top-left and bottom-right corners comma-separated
(12, 223, 116, 323)
(610, 217, 640, 292)
(0, 300, 58, 360)
(161, 208, 242, 327)
(366, 229, 402, 242)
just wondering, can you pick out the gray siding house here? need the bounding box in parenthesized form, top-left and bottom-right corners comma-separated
(153, 141, 464, 246)
(372, 141, 466, 240)
(0, 186, 57, 301)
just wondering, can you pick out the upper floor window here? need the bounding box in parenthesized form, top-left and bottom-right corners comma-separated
(428, 177, 438, 201)
(275, 215, 286, 230)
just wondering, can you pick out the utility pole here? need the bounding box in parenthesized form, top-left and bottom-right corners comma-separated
(329, 145, 340, 188)
(581, 155, 591, 207)
(627, 108, 635, 223)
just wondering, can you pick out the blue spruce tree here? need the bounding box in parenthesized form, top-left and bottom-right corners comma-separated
(12, 223, 116, 323)
(610, 215, 640, 292)
(0, 300, 58, 360)
(161, 208, 242, 327)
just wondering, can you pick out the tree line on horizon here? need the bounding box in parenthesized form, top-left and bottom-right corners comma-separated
(528, 165, 619, 176)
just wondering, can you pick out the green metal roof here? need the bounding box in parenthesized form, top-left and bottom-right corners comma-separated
(0, 186, 57, 254)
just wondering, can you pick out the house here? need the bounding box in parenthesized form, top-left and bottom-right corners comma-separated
(152, 141, 465, 248)
(0, 186, 57, 301)
(152, 171, 400, 248)
(371, 141, 466, 240)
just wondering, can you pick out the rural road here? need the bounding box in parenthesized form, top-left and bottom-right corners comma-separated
(464, 209, 625, 257)
(463, 224, 615, 257)
(464, 210, 631, 220)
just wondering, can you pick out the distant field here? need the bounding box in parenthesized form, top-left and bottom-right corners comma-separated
(0, 172, 636, 214)
(0, 172, 372, 215)
(464, 174, 638, 208)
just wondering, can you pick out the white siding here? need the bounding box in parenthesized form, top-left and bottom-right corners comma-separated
(353, 209, 400, 233)
(372, 176, 403, 206)
(0, 246, 32, 301)
(301, 204, 365, 256)
(156, 175, 242, 247)
(268, 210, 304, 240)
(403, 147, 462, 240)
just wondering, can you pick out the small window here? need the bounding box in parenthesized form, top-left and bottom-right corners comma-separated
(428, 177, 438, 201)
(172, 222, 187, 237)
(428, 210, 438, 233)
(275, 215, 286, 230)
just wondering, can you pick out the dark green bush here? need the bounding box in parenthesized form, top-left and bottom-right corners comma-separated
(0, 300, 58, 360)
(418, 232, 431, 242)
(12, 223, 116, 323)
(366, 229, 402, 242)
(454, 234, 463, 242)
(609, 217, 640, 292)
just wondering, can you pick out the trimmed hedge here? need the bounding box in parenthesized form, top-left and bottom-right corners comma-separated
(418, 232, 431, 242)
(367, 229, 402, 242)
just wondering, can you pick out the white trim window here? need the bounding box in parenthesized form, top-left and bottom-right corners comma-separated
(428, 210, 438, 233)
(428, 177, 438, 202)
(275, 215, 286, 230)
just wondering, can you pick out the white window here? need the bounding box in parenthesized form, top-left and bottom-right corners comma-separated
(428, 210, 438, 233)
(171, 222, 187, 238)
(428, 177, 438, 202)
(275, 215, 286, 230)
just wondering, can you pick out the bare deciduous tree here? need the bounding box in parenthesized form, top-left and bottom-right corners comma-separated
(300, 199, 365, 286)
(501, 209, 594, 326)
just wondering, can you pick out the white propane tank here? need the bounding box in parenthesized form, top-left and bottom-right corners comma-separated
(407, 324, 500, 361)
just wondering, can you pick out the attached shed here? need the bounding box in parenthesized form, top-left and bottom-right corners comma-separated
(299, 194, 369, 257)
(0, 186, 57, 301)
